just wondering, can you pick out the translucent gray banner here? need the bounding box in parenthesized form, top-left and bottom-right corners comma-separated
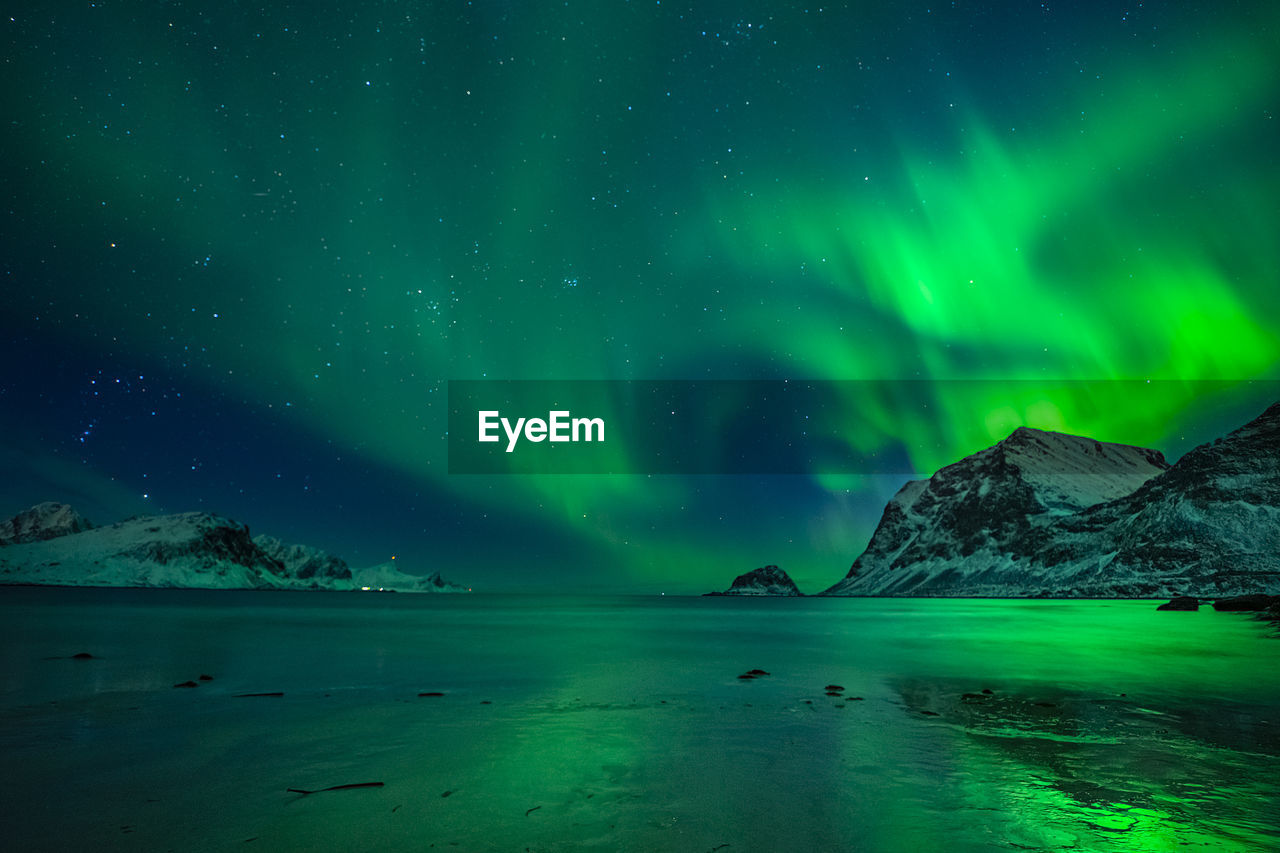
(446, 379, 1276, 474)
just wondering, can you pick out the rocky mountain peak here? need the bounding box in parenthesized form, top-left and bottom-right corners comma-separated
(0, 502, 94, 545)
(707, 564, 803, 596)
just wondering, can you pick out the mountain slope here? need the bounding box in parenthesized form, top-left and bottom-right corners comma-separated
(1027, 401, 1280, 596)
(0, 512, 288, 589)
(254, 535, 353, 585)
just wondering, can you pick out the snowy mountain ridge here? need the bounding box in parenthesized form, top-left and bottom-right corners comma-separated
(825, 403, 1280, 598)
(0, 507, 468, 593)
(995, 426, 1170, 514)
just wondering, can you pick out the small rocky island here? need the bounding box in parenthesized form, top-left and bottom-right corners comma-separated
(705, 565, 803, 596)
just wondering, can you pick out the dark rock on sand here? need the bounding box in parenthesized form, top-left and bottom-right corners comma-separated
(1157, 596, 1200, 611)
(1212, 594, 1280, 611)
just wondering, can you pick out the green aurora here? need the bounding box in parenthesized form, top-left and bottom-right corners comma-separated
(2, 2, 1278, 590)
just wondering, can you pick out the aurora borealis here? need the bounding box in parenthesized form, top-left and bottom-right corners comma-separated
(3, 2, 1278, 591)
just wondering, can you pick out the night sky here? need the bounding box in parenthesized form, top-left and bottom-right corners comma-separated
(3, 2, 1278, 593)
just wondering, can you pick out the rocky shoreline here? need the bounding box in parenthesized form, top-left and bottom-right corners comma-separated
(1155, 593, 1280, 631)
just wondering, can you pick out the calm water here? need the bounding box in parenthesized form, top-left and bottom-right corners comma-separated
(0, 588, 1277, 852)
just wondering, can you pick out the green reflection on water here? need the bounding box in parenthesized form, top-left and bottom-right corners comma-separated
(0, 592, 1276, 851)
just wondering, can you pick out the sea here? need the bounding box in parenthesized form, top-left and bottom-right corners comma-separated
(1, 588, 1277, 852)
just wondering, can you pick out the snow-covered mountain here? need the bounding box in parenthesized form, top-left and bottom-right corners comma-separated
(0, 512, 288, 589)
(0, 507, 468, 593)
(705, 564, 803, 596)
(351, 563, 470, 593)
(824, 403, 1280, 598)
(0, 501, 93, 545)
(823, 427, 1169, 596)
